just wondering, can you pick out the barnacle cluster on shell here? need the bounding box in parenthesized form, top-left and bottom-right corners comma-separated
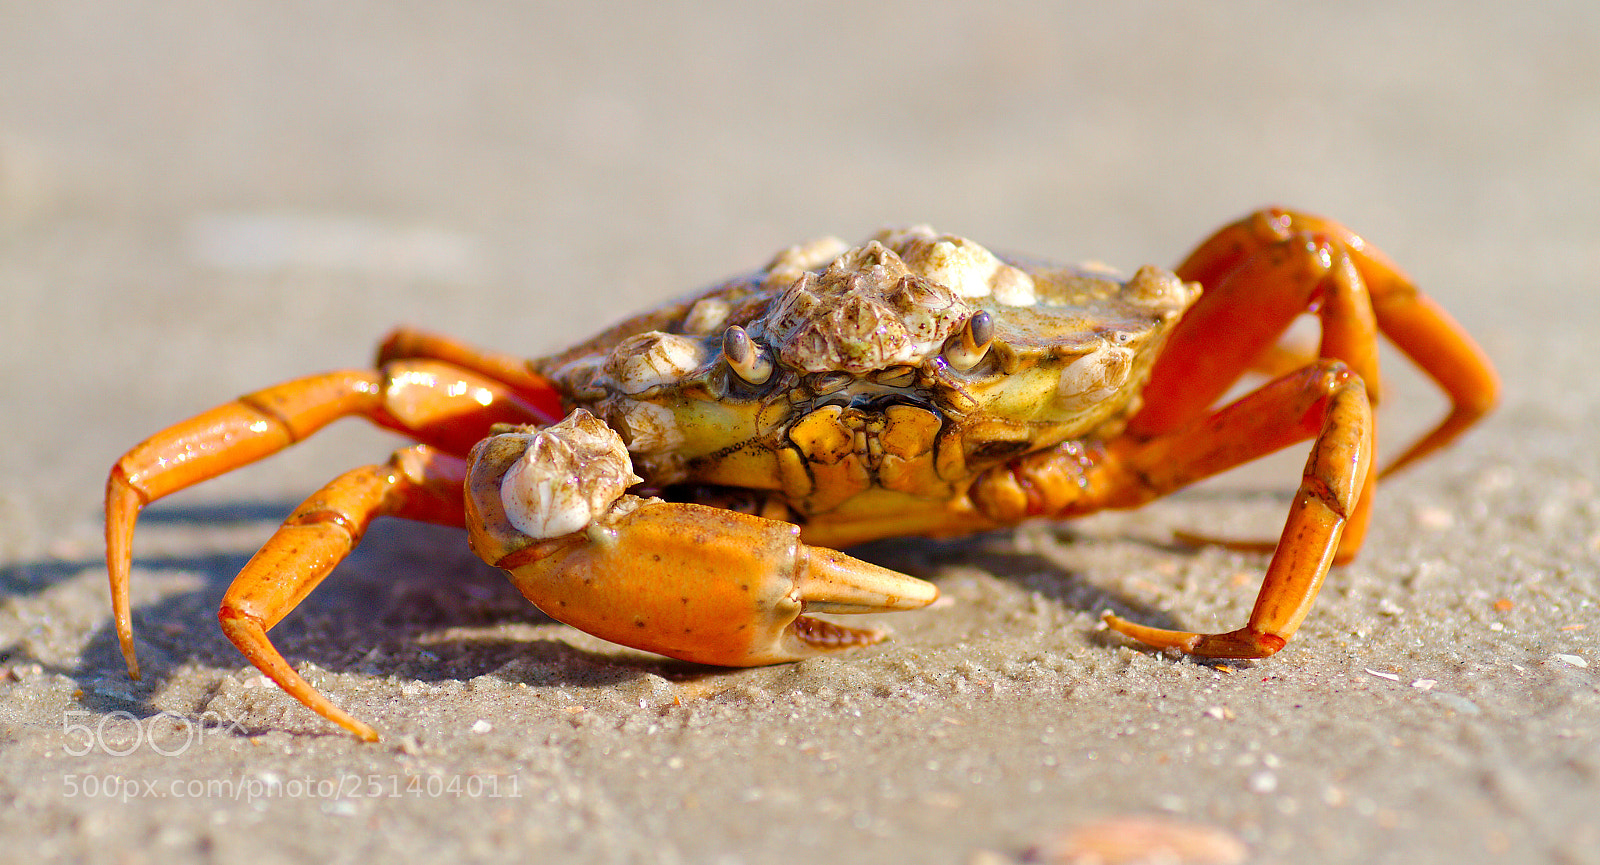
(604, 331, 707, 396)
(876, 225, 1038, 306)
(541, 227, 1198, 443)
(498, 409, 642, 540)
(760, 241, 971, 374)
(740, 229, 1031, 376)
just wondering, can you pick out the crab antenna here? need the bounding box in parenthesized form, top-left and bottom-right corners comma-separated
(722, 325, 774, 384)
(943, 311, 994, 371)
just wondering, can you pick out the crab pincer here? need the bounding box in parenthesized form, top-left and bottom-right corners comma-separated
(464, 411, 938, 667)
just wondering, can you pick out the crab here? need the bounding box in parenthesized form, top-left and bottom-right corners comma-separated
(106, 208, 1497, 741)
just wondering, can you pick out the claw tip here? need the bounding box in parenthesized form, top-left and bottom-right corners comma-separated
(1101, 613, 1203, 653)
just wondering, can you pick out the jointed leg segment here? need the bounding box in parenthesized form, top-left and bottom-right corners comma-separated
(1135, 208, 1497, 469)
(377, 327, 565, 422)
(973, 208, 1494, 659)
(1104, 363, 1372, 656)
(972, 361, 1371, 656)
(218, 446, 469, 741)
(107, 336, 557, 682)
(1111, 208, 1494, 654)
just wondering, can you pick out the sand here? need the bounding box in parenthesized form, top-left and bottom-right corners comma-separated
(3, 3, 1597, 863)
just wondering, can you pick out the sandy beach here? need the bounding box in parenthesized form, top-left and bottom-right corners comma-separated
(3, 3, 1597, 862)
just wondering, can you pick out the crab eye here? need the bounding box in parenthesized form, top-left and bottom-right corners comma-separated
(943, 311, 994, 371)
(721, 325, 774, 385)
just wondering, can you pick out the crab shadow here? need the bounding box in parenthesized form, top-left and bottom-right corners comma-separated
(1, 500, 631, 723)
(3, 495, 1218, 726)
(842, 530, 1191, 644)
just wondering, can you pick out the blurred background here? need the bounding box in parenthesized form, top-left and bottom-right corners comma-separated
(6, 2, 1592, 547)
(3, 3, 1597, 862)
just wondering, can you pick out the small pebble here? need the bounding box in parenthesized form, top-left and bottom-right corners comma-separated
(1030, 815, 1248, 865)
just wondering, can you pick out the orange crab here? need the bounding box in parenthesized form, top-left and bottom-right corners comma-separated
(107, 208, 1497, 740)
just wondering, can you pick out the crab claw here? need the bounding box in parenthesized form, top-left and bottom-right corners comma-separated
(464, 416, 937, 667)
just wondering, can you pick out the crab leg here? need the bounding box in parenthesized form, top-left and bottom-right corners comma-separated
(1130, 220, 1372, 435)
(1128, 226, 1378, 559)
(1125, 207, 1496, 561)
(973, 361, 1371, 658)
(376, 327, 565, 422)
(1367, 288, 1500, 475)
(1133, 207, 1497, 472)
(1106, 362, 1370, 657)
(107, 358, 555, 679)
(217, 445, 469, 741)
